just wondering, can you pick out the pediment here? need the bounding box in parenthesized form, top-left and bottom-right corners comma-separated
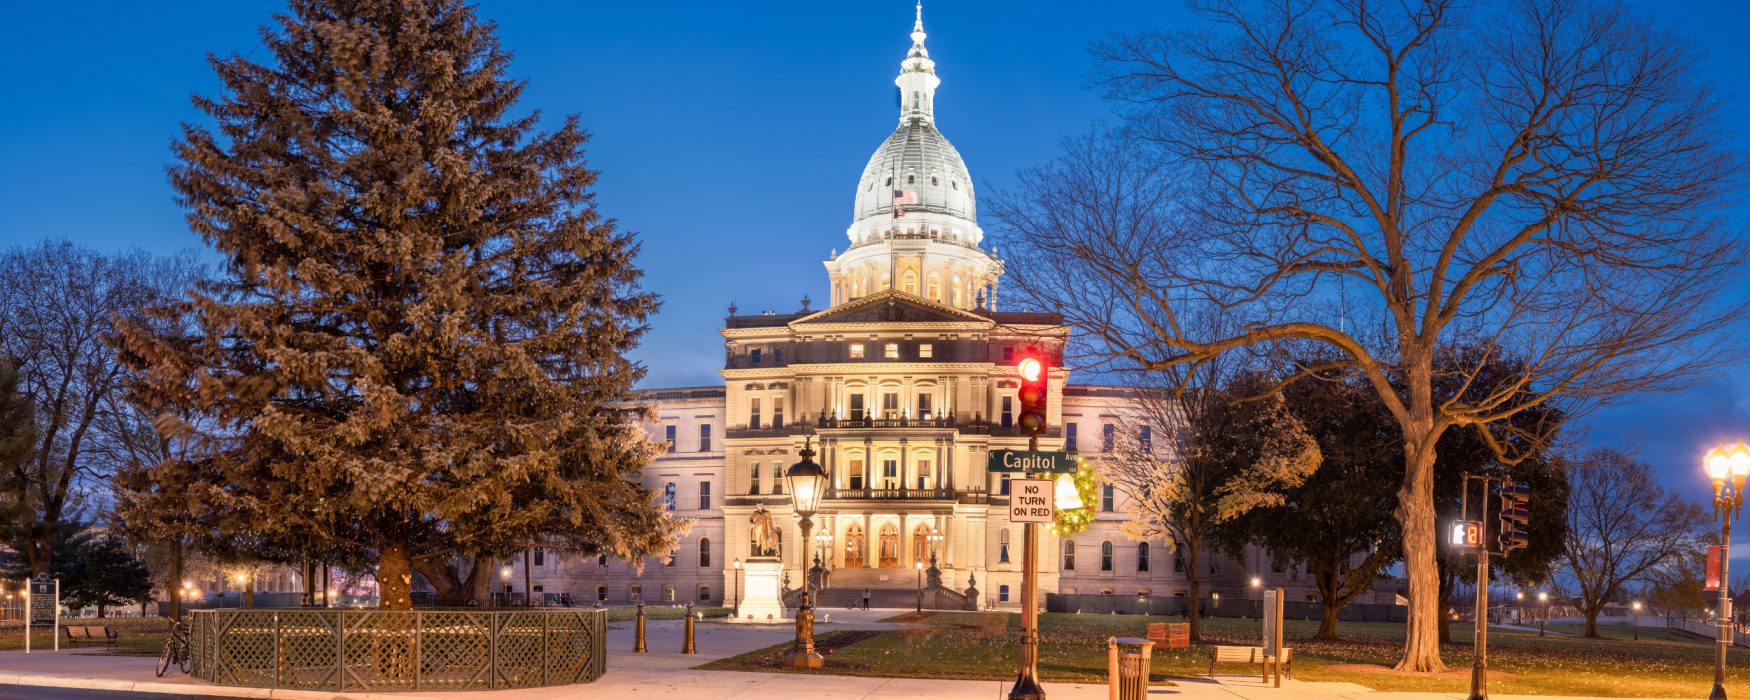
(791, 290, 991, 327)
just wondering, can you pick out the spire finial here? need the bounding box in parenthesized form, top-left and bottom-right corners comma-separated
(915, 1, 924, 32)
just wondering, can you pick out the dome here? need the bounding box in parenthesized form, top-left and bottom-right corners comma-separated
(851, 120, 977, 224)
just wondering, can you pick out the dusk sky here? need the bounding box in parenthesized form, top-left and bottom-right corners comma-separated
(3, 2, 1747, 514)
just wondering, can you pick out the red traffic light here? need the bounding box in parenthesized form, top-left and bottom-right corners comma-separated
(1017, 357, 1043, 383)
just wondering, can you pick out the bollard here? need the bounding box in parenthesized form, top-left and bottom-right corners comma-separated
(1107, 636, 1154, 700)
(682, 602, 697, 654)
(634, 603, 648, 653)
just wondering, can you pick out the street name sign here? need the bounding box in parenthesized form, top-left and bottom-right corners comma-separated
(1010, 478, 1055, 523)
(987, 450, 1078, 474)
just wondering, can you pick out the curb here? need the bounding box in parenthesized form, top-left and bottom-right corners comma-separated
(0, 673, 447, 700)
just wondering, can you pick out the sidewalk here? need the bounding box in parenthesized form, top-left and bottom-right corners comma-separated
(0, 610, 1697, 700)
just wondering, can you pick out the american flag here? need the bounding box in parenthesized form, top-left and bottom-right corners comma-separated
(892, 189, 918, 218)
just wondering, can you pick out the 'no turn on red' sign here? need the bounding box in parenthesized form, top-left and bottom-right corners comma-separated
(1010, 478, 1055, 523)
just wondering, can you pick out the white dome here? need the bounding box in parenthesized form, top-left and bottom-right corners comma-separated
(851, 120, 977, 224)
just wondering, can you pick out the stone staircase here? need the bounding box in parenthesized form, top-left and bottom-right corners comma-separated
(813, 587, 920, 610)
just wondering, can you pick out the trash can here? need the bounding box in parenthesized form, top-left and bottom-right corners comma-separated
(1107, 636, 1154, 700)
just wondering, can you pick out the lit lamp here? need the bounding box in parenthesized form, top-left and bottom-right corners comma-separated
(1704, 441, 1750, 700)
(784, 435, 827, 669)
(915, 560, 925, 613)
(1537, 591, 1549, 637)
(1054, 472, 1083, 510)
(1632, 601, 1642, 640)
(732, 559, 744, 619)
(1516, 591, 1525, 624)
(501, 565, 513, 608)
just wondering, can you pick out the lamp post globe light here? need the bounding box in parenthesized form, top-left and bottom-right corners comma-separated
(784, 436, 827, 669)
(1537, 591, 1549, 637)
(916, 560, 925, 613)
(1705, 441, 1750, 700)
(1515, 591, 1525, 625)
(1632, 601, 1642, 641)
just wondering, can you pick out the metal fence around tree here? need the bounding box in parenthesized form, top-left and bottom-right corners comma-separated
(189, 608, 607, 691)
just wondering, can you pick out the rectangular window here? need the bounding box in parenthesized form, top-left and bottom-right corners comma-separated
(750, 463, 761, 494)
(598, 553, 608, 567)
(882, 459, 899, 489)
(916, 393, 932, 418)
(1140, 425, 1152, 453)
(1001, 396, 1013, 428)
(664, 483, 676, 511)
(849, 393, 866, 418)
(1002, 346, 1014, 363)
(1138, 544, 1150, 573)
(849, 459, 865, 490)
(999, 584, 1011, 603)
(1174, 546, 1186, 573)
(665, 425, 676, 453)
(772, 396, 784, 428)
(597, 585, 607, 601)
(919, 343, 933, 358)
(1101, 484, 1115, 512)
(772, 462, 784, 494)
(750, 348, 762, 365)
(999, 474, 1011, 495)
(1102, 424, 1115, 452)
(699, 481, 712, 510)
(666, 550, 676, 567)
(533, 549, 545, 567)
(849, 343, 865, 359)
(749, 399, 762, 429)
(916, 460, 931, 490)
(885, 342, 900, 359)
(883, 392, 900, 417)
(774, 348, 785, 364)
(700, 424, 712, 452)
(1101, 542, 1113, 571)
(1065, 422, 1077, 450)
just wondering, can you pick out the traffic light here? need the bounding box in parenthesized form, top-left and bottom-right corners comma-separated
(1016, 350, 1049, 438)
(1497, 483, 1531, 552)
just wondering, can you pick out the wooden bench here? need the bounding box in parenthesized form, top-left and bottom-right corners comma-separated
(63, 625, 118, 649)
(1206, 645, 1291, 678)
(1145, 622, 1190, 649)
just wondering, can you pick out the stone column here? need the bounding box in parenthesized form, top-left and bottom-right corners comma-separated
(863, 512, 873, 568)
(934, 439, 945, 492)
(900, 438, 910, 492)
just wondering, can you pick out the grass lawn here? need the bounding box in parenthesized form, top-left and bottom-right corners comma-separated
(701, 611, 1750, 697)
(0, 618, 169, 655)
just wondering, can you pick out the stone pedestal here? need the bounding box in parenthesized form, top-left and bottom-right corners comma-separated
(737, 557, 788, 623)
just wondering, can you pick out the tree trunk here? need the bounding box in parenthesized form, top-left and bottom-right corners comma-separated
(1395, 427, 1447, 672)
(98, 603, 107, 618)
(242, 586, 255, 609)
(1187, 544, 1203, 642)
(380, 543, 413, 610)
(1318, 598, 1340, 640)
(1584, 608, 1600, 638)
(168, 539, 184, 619)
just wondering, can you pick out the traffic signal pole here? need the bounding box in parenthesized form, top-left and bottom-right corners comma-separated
(1468, 541, 1489, 700)
(1010, 432, 1045, 700)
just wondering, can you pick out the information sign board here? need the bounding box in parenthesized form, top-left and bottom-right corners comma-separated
(1009, 479, 1055, 523)
(987, 450, 1078, 474)
(28, 574, 56, 627)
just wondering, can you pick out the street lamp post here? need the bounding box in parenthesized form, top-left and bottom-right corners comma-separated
(1250, 577, 1262, 617)
(1537, 591, 1548, 637)
(915, 561, 925, 613)
(1705, 441, 1750, 700)
(1632, 601, 1642, 641)
(500, 565, 512, 608)
(732, 559, 743, 620)
(1515, 591, 1525, 625)
(784, 436, 827, 670)
(1211, 591, 1221, 618)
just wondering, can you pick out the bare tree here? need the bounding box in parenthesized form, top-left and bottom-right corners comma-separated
(1105, 367, 1320, 641)
(1561, 449, 1706, 637)
(994, 0, 1744, 670)
(0, 240, 201, 576)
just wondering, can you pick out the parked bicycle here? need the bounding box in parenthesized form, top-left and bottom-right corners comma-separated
(156, 620, 191, 677)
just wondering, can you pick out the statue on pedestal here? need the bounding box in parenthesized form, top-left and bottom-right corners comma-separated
(750, 506, 780, 558)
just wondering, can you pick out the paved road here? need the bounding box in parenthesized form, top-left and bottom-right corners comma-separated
(0, 686, 212, 700)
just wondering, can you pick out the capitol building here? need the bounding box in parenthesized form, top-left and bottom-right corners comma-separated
(509, 7, 1382, 612)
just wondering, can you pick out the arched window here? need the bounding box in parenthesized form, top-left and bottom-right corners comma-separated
(1101, 541, 1114, 571)
(698, 585, 712, 602)
(951, 180, 958, 190)
(926, 274, 941, 300)
(1137, 543, 1151, 573)
(931, 176, 939, 185)
(845, 523, 866, 567)
(1062, 540, 1076, 571)
(912, 91, 921, 109)
(878, 523, 900, 568)
(907, 174, 916, 184)
(999, 529, 1011, 564)
(886, 176, 893, 187)
(901, 270, 918, 295)
(699, 538, 712, 567)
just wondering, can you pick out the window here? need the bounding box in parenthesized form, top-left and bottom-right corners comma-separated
(883, 392, 900, 417)
(663, 483, 676, 511)
(999, 529, 1011, 564)
(1101, 484, 1115, 512)
(849, 343, 865, 359)
(772, 397, 784, 428)
(665, 425, 676, 453)
(916, 393, 932, 418)
(919, 343, 933, 358)
(1210, 557, 1222, 575)
(750, 462, 761, 494)
(533, 549, 545, 567)
(850, 393, 866, 418)
(699, 481, 712, 510)
(1102, 424, 1115, 452)
(881, 459, 899, 489)
(1065, 422, 1077, 451)
(1174, 545, 1185, 573)
(700, 425, 712, 452)
(666, 550, 676, 567)
(698, 585, 712, 602)
(1101, 541, 1114, 571)
(1001, 396, 1013, 428)
(750, 348, 762, 365)
(1141, 425, 1153, 452)
(629, 584, 642, 601)
(884, 342, 899, 359)
(848, 458, 865, 489)
(1000, 474, 1011, 495)
(749, 399, 761, 429)
(1138, 543, 1151, 573)
(598, 553, 608, 567)
(999, 584, 1011, 602)
(1062, 540, 1076, 571)
(916, 460, 931, 489)
(1002, 346, 1014, 363)
(699, 538, 712, 567)
(772, 462, 784, 494)
(774, 348, 785, 364)
(596, 585, 607, 601)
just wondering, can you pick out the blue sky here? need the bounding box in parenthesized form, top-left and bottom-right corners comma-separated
(2, 1, 1747, 508)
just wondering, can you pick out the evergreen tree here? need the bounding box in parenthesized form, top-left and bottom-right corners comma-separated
(118, 0, 675, 609)
(65, 533, 155, 617)
(0, 360, 33, 533)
